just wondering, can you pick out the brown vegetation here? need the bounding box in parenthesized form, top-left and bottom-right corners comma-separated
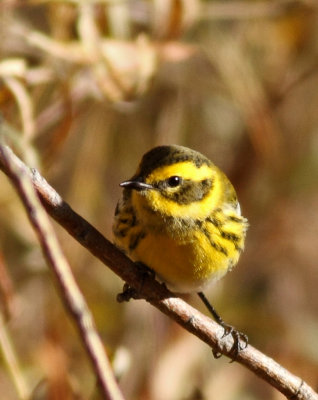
(1, 1, 318, 399)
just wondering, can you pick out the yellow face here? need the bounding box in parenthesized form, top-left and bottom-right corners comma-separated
(130, 160, 225, 221)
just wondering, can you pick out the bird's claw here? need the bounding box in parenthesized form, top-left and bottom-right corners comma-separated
(117, 283, 141, 303)
(117, 262, 156, 303)
(216, 323, 248, 360)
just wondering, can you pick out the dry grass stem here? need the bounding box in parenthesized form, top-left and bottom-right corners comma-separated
(0, 143, 125, 400)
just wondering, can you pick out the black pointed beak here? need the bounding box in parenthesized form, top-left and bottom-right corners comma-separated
(120, 179, 153, 191)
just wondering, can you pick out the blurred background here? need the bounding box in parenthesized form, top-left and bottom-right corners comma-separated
(1, 0, 318, 399)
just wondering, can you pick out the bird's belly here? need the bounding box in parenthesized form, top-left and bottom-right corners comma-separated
(131, 230, 230, 293)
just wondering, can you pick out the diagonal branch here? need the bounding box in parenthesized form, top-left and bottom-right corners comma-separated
(0, 143, 317, 400)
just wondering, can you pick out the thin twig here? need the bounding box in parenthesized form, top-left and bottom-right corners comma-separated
(2, 76, 38, 167)
(0, 143, 317, 400)
(0, 143, 124, 400)
(2, 76, 35, 141)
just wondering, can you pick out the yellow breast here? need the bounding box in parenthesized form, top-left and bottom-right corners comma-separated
(129, 227, 232, 293)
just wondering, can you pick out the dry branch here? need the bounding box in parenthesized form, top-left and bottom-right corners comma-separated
(0, 143, 317, 400)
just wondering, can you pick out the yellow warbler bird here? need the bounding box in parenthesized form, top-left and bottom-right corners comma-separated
(113, 145, 248, 354)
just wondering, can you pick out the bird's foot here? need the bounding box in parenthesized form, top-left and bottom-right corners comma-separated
(213, 322, 248, 360)
(117, 262, 156, 303)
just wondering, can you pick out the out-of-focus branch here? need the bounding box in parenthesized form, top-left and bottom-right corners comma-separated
(0, 143, 124, 400)
(0, 251, 15, 319)
(0, 143, 317, 400)
(200, 0, 316, 20)
(0, 312, 29, 400)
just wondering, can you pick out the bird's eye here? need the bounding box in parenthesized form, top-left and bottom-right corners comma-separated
(167, 176, 182, 188)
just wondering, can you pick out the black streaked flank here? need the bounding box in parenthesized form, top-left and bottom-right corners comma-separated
(129, 230, 146, 251)
(201, 227, 229, 256)
(114, 202, 138, 238)
(118, 212, 137, 227)
(220, 230, 243, 251)
(206, 216, 222, 228)
(206, 216, 243, 251)
(227, 215, 242, 223)
(220, 231, 240, 242)
(115, 227, 129, 238)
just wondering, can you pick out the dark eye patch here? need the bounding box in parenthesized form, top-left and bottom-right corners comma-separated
(159, 178, 213, 204)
